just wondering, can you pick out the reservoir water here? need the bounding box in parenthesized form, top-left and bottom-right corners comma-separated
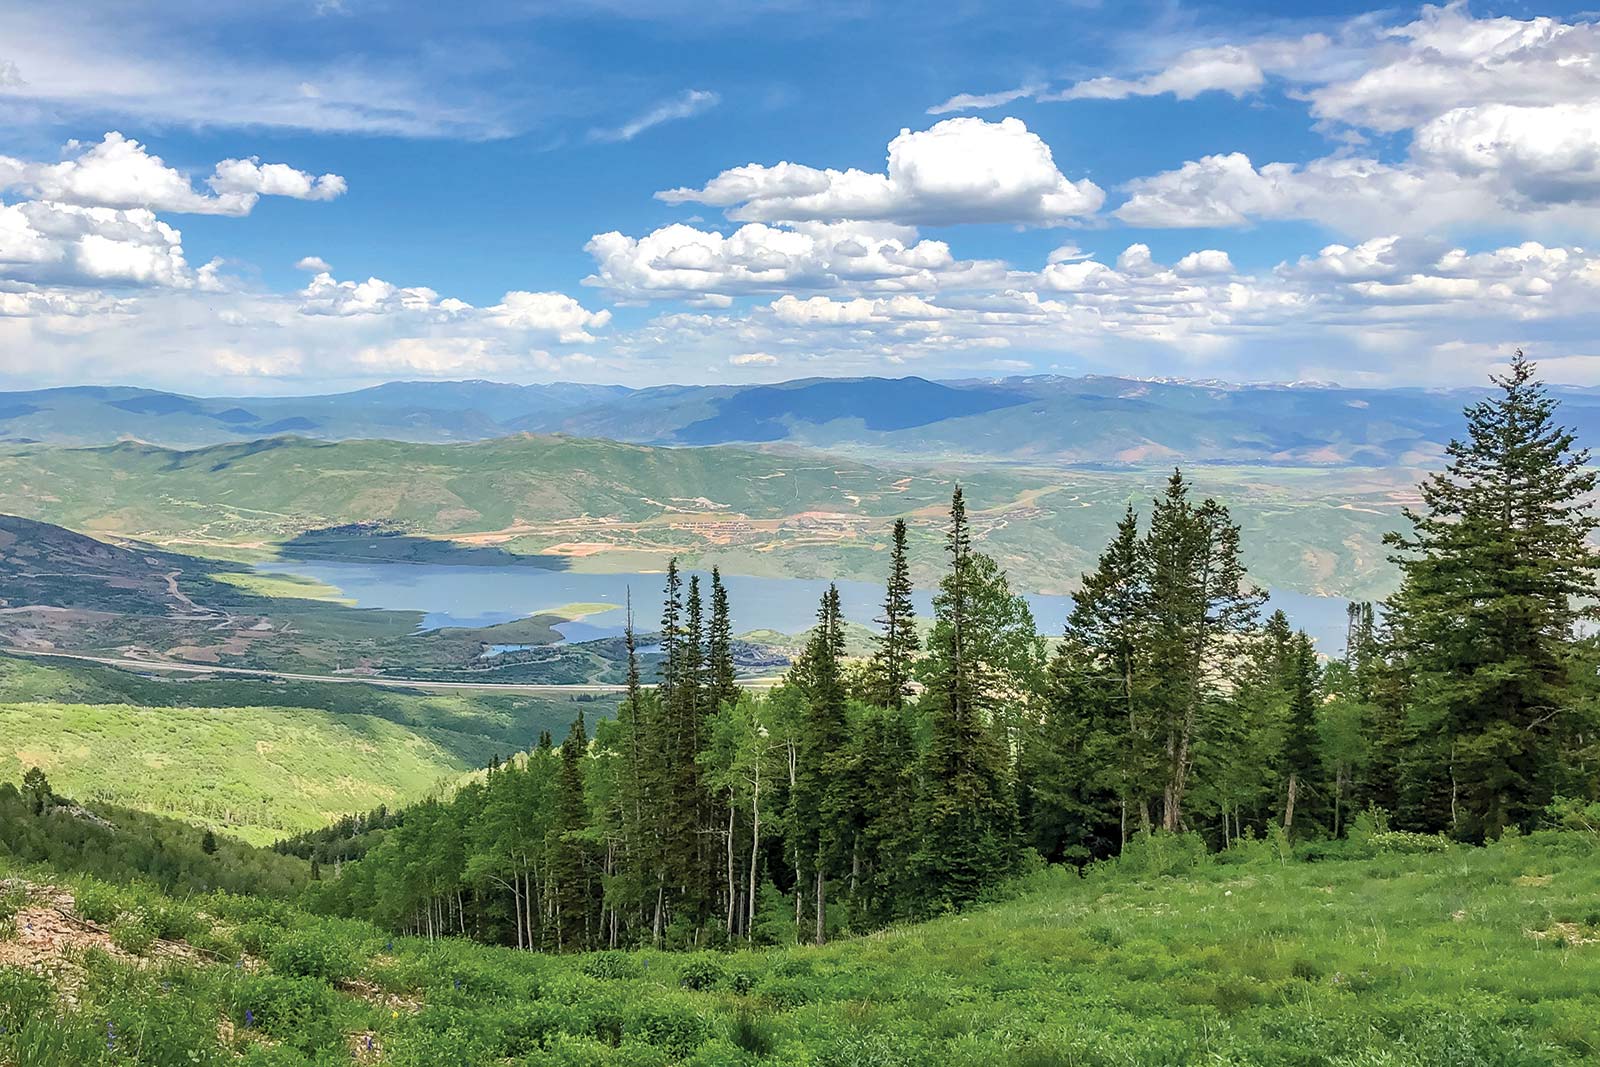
(258, 560, 1359, 655)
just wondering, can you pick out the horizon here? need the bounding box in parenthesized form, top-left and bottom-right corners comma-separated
(4, 367, 1590, 403)
(6, 2, 1600, 393)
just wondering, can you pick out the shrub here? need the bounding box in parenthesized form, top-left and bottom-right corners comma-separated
(1115, 832, 1209, 877)
(628, 1000, 711, 1057)
(110, 911, 158, 956)
(267, 929, 360, 982)
(679, 955, 726, 991)
(73, 881, 124, 925)
(582, 949, 635, 980)
(231, 973, 344, 1054)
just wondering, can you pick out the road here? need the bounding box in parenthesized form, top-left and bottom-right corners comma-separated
(3, 647, 785, 695)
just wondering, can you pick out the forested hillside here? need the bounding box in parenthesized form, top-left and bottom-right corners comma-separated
(0, 434, 1405, 597)
(2, 356, 1598, 1065)
(285, 356, 1600, 953)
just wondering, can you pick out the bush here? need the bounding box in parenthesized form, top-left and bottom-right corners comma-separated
(232, 973, 345, 1053)
(73, 880, 124, 925)
(679, 955, 726, 991)
(627, 1000, 710, 1058)
(110, 912, 158, 955)
(267, 929, 360, 982)
(1115, 832, 1209, 877)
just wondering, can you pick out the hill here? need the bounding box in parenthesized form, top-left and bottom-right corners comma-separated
(0, 653, 614, 843)
(6, 373, 1599, 467)
(1, 826, 1595, 1064)
(0, 435, 1408, 598)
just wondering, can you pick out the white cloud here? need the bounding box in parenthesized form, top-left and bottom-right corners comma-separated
(295, 256, 333, 273)
(926, 84, 1043, 116)
(729, 352, 779, 366)
(209, 157, 346, 204)
(485, 291, 613, 343)
(0, 200, 194, 288)
(1305, 5, 1600, 134)
(1176, 249, 1234, 275)
(657, 117, 1103, 226)
(583, 220, 1007, 300)
(1111, 8, 1600, 236)
(1050, 40, 1326, 103)
(0, 133, 346, 217)
(588, 89, 720, 143)
(0, 7, 507, 137)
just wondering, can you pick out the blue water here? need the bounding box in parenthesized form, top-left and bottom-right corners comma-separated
(257, 561, 1358, 655)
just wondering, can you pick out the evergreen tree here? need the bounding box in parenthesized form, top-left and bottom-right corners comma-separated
(551, 714, 596, 950)
(1144, 472, 1263, 832)
(1384, 352, 1600, 839)
(709, 567, 739, 711)
(868, 518, 920, 710)
(1281, 631, 1322, 838)
(791, 585, 848, 943)
(914, 487, 1019, 909)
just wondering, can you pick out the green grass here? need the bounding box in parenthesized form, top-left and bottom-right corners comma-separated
(2, 832, 1597, 1064)
(0, 654, 617, 841)
(0, 702, 469, 844)
(208, 570, 354, 603)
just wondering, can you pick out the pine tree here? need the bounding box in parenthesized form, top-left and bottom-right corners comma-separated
(709, 567, 739, 710)
(1143, 472, 1263, 832)
(551, 714, 595, 950)
(869, 518, 920, 710)
(1281, 631, 1322, 839)
(1384, 352, 1600, 839)
(914, 487, 1019, 908)
(791, 584, 847, 943)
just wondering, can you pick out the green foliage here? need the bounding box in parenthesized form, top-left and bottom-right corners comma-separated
(8, 832, 1600, 1065)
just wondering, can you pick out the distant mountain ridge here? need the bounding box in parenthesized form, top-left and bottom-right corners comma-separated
(5, 374, 1597, 467)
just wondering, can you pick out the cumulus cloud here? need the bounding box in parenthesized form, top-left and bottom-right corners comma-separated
(729, 352, 779, 366)
(485, 291, 613, 342)
(1110, 8, 1600, 235)
(657, 118, 1103, 226)
(583, 220, 1007, 300)
(295, 269, 610, 343)
(0, 133, 345, 216)
(295, 255, 332, 272)
(588, 89, 720, 143)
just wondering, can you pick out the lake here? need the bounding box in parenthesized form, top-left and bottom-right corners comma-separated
(258, 560, 1360, 655)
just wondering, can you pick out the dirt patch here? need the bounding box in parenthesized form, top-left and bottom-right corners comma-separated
(1528, 922, 1600, 946)
(1515, 874, 1554, 887)
(0, 881, 200, 1003)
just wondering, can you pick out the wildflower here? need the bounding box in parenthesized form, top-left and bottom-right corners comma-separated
(106, 1020, 115, 1052)
(244, 1009, 255, 1028)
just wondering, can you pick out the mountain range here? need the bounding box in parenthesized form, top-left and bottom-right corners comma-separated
(4, 374, 1589, 467)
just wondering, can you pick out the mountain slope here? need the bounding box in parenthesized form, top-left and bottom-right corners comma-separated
(0, 435, 1410, 597)
(5, 374, 1596, 466)
(1, 829, 1594, 1063)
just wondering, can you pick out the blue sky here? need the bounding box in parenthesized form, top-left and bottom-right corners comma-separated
(3, 0, 1600, 393)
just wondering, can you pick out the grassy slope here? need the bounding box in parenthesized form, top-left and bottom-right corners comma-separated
(0, 702, 467, 845)
(2, 833, 1597, 1064)
(0, 436, 1409, 597)
(0, 654, 616, 842)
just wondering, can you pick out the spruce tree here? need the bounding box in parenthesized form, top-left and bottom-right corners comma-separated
(550, 714, 595, 950)
(869, 518, 920, 710)
(914, 487, 1019, 908)
(791, 584, 847, 943)
(1281, 631, 1322, 838)
(709, 567, 739, 710)
(1384, 352, 1600, 838)
(1143, 472, 1263, 832)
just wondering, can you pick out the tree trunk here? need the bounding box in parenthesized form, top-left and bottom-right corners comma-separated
(1283, 771, 1299, 837)
(814, 868, 826, 946)
(726, 794, 737, 938)
(748, 765, 761, 941)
